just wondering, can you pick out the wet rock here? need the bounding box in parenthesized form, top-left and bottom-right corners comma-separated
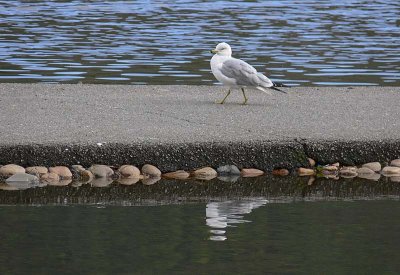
(141, 164, 161, 178)
(26, 166, 48, 176)
(49, 166, 72, 179)
(193, 167, 218, 180)
(118, 178, 140, 185)
(70, 165, 85, 179)
(390, 176, 400, 183)
(241, 168, 264, 177)
(163, 170, 190, 180)
(382, 166, 400, 175)
(71, 165, 86, 173)
(298, 168, 315, 176)
(217, 165, 241, 176)
(0, 164, 25, 177)
(332, 162, 340, 167)
(118, 165, 140, 179)
(41, 172, 60, 185)
(340, 166, 357, 172)
(339, 167, 358, 177)
(390, 159, 400, 168)
(322, 165, 338, 172)
(91, 177, 113, 187)
(80, 170, 94, 182)
(142, 176, 161, 185)
(217, 175, 240, 183)
(323, 174, 339, 180)
(357, 167, 375, 175)
(358, 173, 381, 181)
(308, 158, 316, 167)
(322, 169, 336, 176)
(71, 181, 85, 187)
(307, 177, 316, 185)
(272, 169, 289, 176)
(362, 162, 381, 172)
(6, 173, 39, 189)
(58, 179, 72, 186)
(88, 164, 114, 178)
(0, 183, 18, 191)
(340, 173, 358, 179)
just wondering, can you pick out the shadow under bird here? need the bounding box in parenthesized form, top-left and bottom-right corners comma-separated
(210, 42, 287, 105)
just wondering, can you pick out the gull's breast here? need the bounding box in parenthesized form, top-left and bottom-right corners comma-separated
(210, 56, 237, 86)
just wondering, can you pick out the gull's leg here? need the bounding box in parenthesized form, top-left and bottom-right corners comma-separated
(217, 89, 231, 104)
(241, 88, 248, 105)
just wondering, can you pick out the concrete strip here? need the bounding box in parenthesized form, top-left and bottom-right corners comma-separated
(0, 84, 399, 170)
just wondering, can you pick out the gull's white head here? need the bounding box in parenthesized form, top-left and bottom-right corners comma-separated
(211, 42, 232, 57)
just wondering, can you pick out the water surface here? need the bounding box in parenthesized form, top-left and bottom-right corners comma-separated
(1, 0, 399, 86)
(0, 200, 399, 274)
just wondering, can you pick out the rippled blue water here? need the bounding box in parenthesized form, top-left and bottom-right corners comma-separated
(0, 0, 399, 86)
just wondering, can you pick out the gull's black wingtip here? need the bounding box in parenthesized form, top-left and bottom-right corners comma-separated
(272, 81, 289, 87)
(270, 86, 287, 93)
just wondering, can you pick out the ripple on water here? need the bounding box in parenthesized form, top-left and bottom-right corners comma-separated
(0, 0, 399, 86)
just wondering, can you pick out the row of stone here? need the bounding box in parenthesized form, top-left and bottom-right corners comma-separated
(1, 159, 400, 185)
(296, 159, 400, 181)
(0, 163, 266, 186)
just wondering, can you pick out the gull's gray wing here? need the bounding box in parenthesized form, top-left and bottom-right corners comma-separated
(220, 58, 273, 88)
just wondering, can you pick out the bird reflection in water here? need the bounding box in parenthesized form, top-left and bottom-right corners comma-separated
(206, 198, 268, 241)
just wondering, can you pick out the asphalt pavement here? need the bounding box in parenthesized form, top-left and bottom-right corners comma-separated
(0, 84, 399, 170)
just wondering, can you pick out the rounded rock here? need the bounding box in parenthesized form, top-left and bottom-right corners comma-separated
(71, 165, 86, 173)
(390, 159, 400, 168)
(298, 168, 315, 176)
(339, 167, 358, 177)
(241, 168, 264, 177)
(49, 166, 72, 179)
(142, 176, 161, 185)
(322, 165, 338, 172)
(362, 162, 381, 172)
(0, 183, 18, 191)
(217, 165, 241, 176)
(218, 175, 240, 183)
(308, 158, 316, 167)
(0, 164, 25, 177)
(141, 164, 162, 178)
(390, 176, 400, 183)
(6, 173, 39, 185)
(80, 170, 94, 182)
(88, 164, 114, 178)
(272, 169, 289, 176)
(118, 165, 141, 179)
(163, 170, 190, 180)
(358, 173, 381, 181)
(118, 178, 140, 185)
(26, 166, 48, 176)
(91, 178, 113, 187)
(41, 172, 60, 184)
(357, 167, 375, 175)
(192, 167, 218, 180)
(58, 179, 72, 186)
(382, 166, 400, 175)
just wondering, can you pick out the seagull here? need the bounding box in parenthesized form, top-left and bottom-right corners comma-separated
(210, 42, 287, 105)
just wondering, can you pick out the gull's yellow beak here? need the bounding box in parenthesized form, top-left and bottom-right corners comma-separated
(210, 49, 218, 54)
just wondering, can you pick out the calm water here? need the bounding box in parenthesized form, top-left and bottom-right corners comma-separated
(1, 0, 399, 86)
(0, 200, 399, 274)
